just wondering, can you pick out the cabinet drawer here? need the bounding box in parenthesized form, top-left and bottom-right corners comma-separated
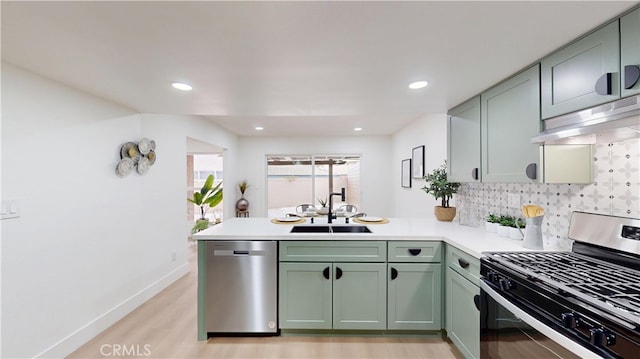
(446, 245, 480, 285)
(388, 241, 442, 263)
(280, 241, 387, 262)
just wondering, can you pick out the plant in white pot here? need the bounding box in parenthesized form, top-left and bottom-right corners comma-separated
(421, 161, 461, 221)
(485, 213, 500, 233)
(188, 174, 223, 233)
(317, 198, 329, 215)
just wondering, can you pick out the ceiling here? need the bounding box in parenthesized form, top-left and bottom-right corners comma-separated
(2, 1, 637, 137)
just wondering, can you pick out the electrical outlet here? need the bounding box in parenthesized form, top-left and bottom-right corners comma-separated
(508, 193, 520, 208)
(171, 252, 177, 262)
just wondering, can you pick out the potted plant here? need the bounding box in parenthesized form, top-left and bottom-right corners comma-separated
(317, 198, 329, 215)
(485, 213, 500, 233)
(497, 215, 514, 237)
(236, 180, 249, 213)
(421, 161, 461, 221)
(188, 174, 223, 233)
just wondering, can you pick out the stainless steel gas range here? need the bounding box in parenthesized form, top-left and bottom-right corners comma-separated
(480, 212, 640, 358)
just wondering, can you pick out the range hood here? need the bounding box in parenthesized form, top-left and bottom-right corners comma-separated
(531, 95, 640, 144)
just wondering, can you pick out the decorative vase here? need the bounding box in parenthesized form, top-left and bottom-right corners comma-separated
(236, 196, 249, 211)
(434, 206, 456, 222)
(317, 207, 329, 215)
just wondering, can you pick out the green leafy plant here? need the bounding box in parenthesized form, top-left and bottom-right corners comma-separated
(238, 180, 249, 195)
(421, 161, 461, 208)
(515, 218, 526, 229)
(498, 215, 515, 227)
(487, 214, 500, 223)
(317, 198, 328, 207)
(191, 219, 210, 234)
(188, 174, 223, 220)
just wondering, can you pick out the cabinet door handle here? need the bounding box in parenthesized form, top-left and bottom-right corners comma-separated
(474, 294, 480, 311)
(335, 267, 343, 280)
(525, 163, 537, 180)
(408, 248, 422, 256)
(458, 258, 470, 268)
(595, 72, 613, 95)
(472, 168, 479, 181)
(323, 266, 330, 280)
(625, 65, 640, 89)
(390, 267, 398, 280)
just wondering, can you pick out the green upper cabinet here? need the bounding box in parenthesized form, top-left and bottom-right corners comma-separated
(447, 96, 481, 183)
(481, 64, 541, 183)
(541, 20, 620, 119)
(622, 8, 640, 97)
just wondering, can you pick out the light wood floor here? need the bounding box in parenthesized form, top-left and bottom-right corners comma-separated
(69, 243, 463, 359)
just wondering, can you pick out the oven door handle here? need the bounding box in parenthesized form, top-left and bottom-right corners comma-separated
(480, 281, 604, 359)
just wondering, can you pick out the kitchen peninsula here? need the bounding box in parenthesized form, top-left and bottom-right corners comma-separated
(193, 217, 537, 257)
(193, 217, 548, 358)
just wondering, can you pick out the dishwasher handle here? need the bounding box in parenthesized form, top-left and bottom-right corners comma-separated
(213, 249, 263, 256)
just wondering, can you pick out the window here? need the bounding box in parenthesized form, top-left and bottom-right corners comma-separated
(267, 155, 361, 217)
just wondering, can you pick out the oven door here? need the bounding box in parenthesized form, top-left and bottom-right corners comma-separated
(480, 281, 598, 359)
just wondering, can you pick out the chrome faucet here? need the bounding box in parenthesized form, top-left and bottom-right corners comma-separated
(328, 187, 346, 224)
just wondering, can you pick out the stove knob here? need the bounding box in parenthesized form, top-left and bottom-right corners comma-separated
(561, 313, 577, 329)
(486, 271, 498, 283)
(499, 278, 512, 291)
(589, 328, 616, 347)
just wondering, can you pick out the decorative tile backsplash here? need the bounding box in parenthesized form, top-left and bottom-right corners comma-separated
(456, 138, 640, 250)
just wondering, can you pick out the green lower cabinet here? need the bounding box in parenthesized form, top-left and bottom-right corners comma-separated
(279, 262, 387, 330)
(279, 262, 332, 329)
(446, 267, 480, 359)
(388, 263, 442, 330)
(333, 263, 387, 330)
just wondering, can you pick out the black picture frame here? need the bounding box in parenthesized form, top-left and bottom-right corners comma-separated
(412, 145, 425, 179)
(401, 159, 411, 188)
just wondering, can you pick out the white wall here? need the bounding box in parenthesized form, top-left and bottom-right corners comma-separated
(1, 63, 238, 358)
(236, 136, 392, 218)
(391, 113, 448, 218)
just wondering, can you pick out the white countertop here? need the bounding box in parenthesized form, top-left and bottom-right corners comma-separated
(192, 217, 559, 258)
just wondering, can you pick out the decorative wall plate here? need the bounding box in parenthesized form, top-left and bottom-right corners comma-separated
(137, 157, 150, 175)
(120, 142, 137, 159)
(116, 157, 135, 177)
(138, 137, 151, 155)
(146, 150, 156, 165)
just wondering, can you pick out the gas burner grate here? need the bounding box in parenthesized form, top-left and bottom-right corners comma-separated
(485, 251, 640, 324)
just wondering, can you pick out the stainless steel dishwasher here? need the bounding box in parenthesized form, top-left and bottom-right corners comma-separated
(205, 240, 278, 335)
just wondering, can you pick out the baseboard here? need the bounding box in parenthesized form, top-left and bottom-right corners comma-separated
(34, 263, 190, 358)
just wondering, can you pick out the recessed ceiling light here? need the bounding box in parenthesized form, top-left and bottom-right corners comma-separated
(171, 82, 192, 91)
(354, 127, 363, 132)
(255, 126, 264, 131)
(408, 81, 428, 90)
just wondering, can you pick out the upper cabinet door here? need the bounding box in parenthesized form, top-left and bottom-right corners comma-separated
(622, 8, 640, 97)
(447, 96, 481, 183)
(541, 21, 620, 119)
(481, 64, 540, 183)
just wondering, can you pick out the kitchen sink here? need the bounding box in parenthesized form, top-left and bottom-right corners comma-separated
(290, 226, 331, 233)
(290, 225, 371, 233)
(329, 225, 371, 233)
